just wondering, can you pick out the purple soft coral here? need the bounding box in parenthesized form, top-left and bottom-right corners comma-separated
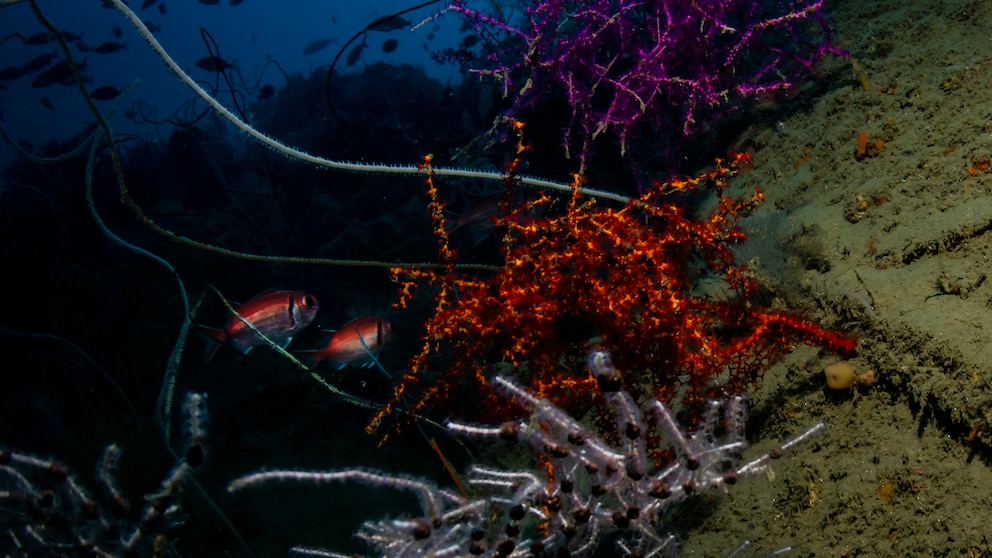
(450, 0, 841, 171)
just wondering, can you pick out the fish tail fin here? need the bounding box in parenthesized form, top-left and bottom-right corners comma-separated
(203, 342, 221, 363)
(291, 349, 322, 369)
(2, 33, 25, 46)
(464, 227, 492, 249)
(196, 325, 228, 363)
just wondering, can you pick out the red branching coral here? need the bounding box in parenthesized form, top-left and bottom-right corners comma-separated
(371, 150, 855, 437)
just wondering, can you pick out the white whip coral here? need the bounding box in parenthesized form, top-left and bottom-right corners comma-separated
(228, 349, 824, 558)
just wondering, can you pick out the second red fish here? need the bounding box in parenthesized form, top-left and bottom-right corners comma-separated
(297, 316, 394, 369)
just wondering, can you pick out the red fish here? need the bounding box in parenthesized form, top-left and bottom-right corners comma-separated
(199, 290, 319, 361)
(296, 316, 393, 369)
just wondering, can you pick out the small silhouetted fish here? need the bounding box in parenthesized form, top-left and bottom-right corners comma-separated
(0, 66, 26, 81)
(195, 56, 233, 72)
(144, 20, 162, 34)
(426, 32, 435, 41)
(346, 35, 367, 66)
(368, 15, 410, 32)
(230, 0, 244, 5)
(331, 15, 337, 24)
(141, 0, 158, 9)
(447, 196, 502, 235)
(199, 0, 219, 4)
(39, 97, 54, 110)
(381, 38, 398, 53)
(60, 30, 82, 42)
(94, 41, 126, 54)
(24, 32, 52, 45)
(90, 85, 122, 100)
(22, 51, 57, 73)
(257, 84, 274, 99)
(432, 24, 440, 32)
(460, 34, 479, 48)
(112, 25, 122, 39)
(458, 20, 473, 32)
(303, 37, 335, 55)
(31, 60, 76, 88)
(158, 2, 166, 14)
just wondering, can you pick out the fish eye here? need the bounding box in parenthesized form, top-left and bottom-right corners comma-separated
(303, 295, 318, 308)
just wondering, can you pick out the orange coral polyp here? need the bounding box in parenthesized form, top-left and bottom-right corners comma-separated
(372, 151, 854, 437)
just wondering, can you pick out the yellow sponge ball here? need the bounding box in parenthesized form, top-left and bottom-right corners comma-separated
(824, 361, 857, 389)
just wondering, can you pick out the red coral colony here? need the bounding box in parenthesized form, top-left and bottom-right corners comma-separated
(363, 0, 851, 439)
(372, 141, 856, 438)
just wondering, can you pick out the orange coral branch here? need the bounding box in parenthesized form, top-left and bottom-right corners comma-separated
(372, 150, 855, 438)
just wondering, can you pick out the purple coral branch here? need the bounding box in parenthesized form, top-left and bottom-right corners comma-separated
(447, 0, 840, 171)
